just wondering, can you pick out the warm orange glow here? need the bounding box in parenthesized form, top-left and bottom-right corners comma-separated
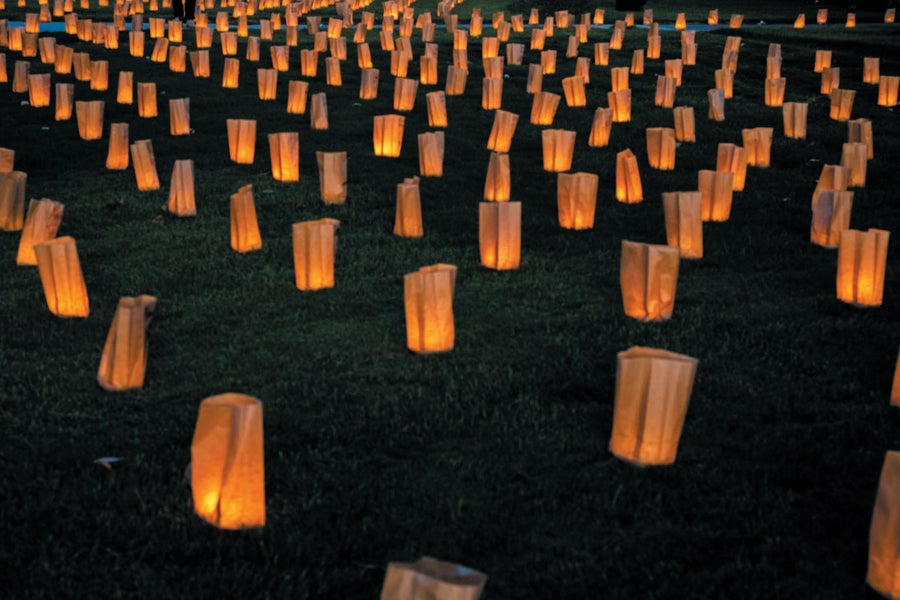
(97, 295, 157, 391)
(682, 43, 696, 65)
(168, 98, 190, 136)
(673, 106, 695, 143)
(189, 51, 210, 78)
(75, 100, 104, 140)
(137, 82, 157, 118)
(287, 80, 309, 114)
(540, 49, 556, 75)
(708, 9, 719, 25)
(817, 9, 828, 24)
(150, 37, 168, 63)
(742, 128, 773, 168)
(557, 171, 598, 230)
(610, 346, 698, 465)
(530, 91, 560, 126)
(417, 132, 444, 177)
(420, 91, 447, 129)
(300, 49, 318, 77)
(594, 42, 609, 66)
(794, 13, 806, 28)
(267, 132, 299, 183)
(765, 77, 786, 107)
(404, 263, 457, 354)
(821, 67, 840, 94)
(530, 27, 545, 50)
(310, 93, 328, 130)
(830, 88, 855, 121)
(878, 76, 899, 107)
(230, 185, 262, 253)
(393, 77, 418, 111)
(811, 190, 853, 248)
(729, 13, 743, 28)
(191, 393, 265, 530)
(846, 12, 856, 27)
(837, 228, 890, 307)
(609, 22, 624, 50)
(620, 241, 680, 322)
(588, 107, 613, 148)
(541, 129, 575, 173)
(167, 160, 195, 217)
(714, 145, 744, 190)
(25, 73, 50, 107)
(608, 90, 632, 123)
(887, 8, 897, 23)
(227, 119, 256, 164)
(783, 102, 808, 139)
(814, 49, 832, 73)
(129, 139, 160, 191)
(394, 177, 423, 237)
(715, 68, 734, 99)
(476, 139, 511, 201)
(698, 170, 734, 222)
(646, 35, 660, 60)
(445, 65, 468, 96)
(841, 142, 867, 187)
(373, 114, 405, 158)
(106, 122, 129, 170)
(325, 57, 341, 86)
(646, 128, 676, 170)
(675, 13, 686, 29)
(707, 88, 725, 121)
(526, 63, 543, 94)
(561, 76, 586, 107)
(848, 118, 874, 159)
(662, 191, 703, 259)
(506, 42, 524, 66)
(611, 66, 629, 92)
(0, 171, 26, 232)
(479, 201, 521, 270)
(315, 151, 347, 204)
(862, 57, 880, 84)
(481, 77, 503, 110)
(655, 76, 677, 108)
(355, 67, 379, 100)
(292, 218, 340, 290)
(16, 198, 63, 264)
(616, 149, 642, 203)
(34, 235, 89, 317)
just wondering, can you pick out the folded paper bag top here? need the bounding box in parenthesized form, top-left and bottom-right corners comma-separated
(381, 557, 486, 600)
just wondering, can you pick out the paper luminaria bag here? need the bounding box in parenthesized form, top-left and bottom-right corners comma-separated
(610, 346, 698, 466)
(479, 201, 521, 271)
(316, 151, 347, 204)
(867, 451, 900, 597)
(404, 264, 457, 354)
(557, 172, 598, 230)
(380, 556, 486, 600)
(96, 295, 157, 391)
(191, 393, 265, 530)
(0, 170, 27, 231)
(662, 191, 703, 259)
(394, 177, 423, 238)
(836, 228, 890, 307)
(230, 185, 262, 253)
(33, 235, 89, 318)
(292, 218, 340, 291)
(16, 198, 64, 265)
(620, 240, 680, 322)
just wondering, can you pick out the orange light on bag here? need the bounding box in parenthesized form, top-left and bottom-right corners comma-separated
(742, 128, 773, 168)
(230, 184, 262, 253)
(557, 171, 598, 230)
(316, 151, 347, 204)
(541, 129, 575, 173)
(616, 149, 642, 203)
(646, 127, 676, 170)
(394, 177, 423, 237)
(811, 190, 853, 249)
(191, 393, 265, 530)
(34, 235, 90, 317)
(268, 132, 299, 182)
(404, 264, 457, 354)
(15, 197, 63, 264)
(588, 107, 613, 148)
(417, 131, 444, 177)
(106, 122, 129, 170)
(836, 228, 890, 307)
(75, 100, 104, 140)
(227, 119, 256, 164)
(129, 139, 160, 191)
(292, 218, 340, 290)
(610, 346, 698, 465)
(373, 114, 405, 158)
(96, 295, 157, 391)
(673, 106, 695, 143)
(479, 201, 521, 270)
(620, 241, 680, 322)
(698, 170, 734, 222)
(662, 191, 703, 259)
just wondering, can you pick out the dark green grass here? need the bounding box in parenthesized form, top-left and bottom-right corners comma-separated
(1, 1, 900, 597)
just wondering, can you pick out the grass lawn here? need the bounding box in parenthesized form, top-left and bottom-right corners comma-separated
(1, 0, 899, 597)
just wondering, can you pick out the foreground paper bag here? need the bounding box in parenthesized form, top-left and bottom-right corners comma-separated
(610, 346, 698, 466)
(191, 393, 265, 529)
(97, 295, 157, 391)
(381, 556, 486, 600)
(868, 451, 900, 598)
